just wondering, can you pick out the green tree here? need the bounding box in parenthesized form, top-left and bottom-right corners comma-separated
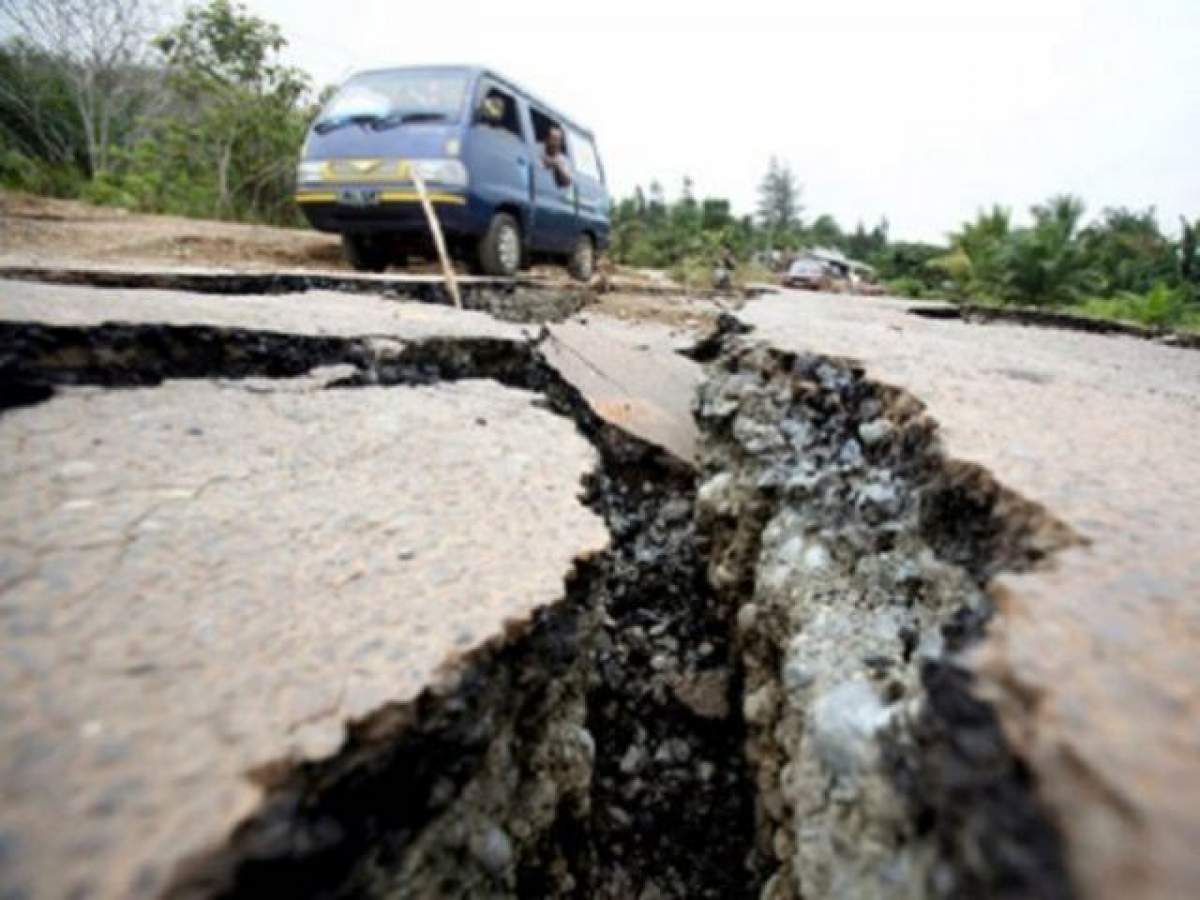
(0, 39, 89, 191)
(701, 198, 731, 231)
(873, 241, 946, 295)
(676, 174, 700, 234)
(808, 213, 843, 248)
(999, 195, 1097, 306)
(1080, 206, 1175, 295)
(633, 185, 646, 217)
(679, 175, 696, 208)
(844, 218, 888, 261)
(608, 176, 760, 271)
(0, 0, 163, 176)
(756, 155, 803, 239)
(611, 186, 646, 261)
(1179, 216, 1199, 287)
(646, 179, 666, 223)
(932, 205, 1012, 300)
(143, 0, 311, 221)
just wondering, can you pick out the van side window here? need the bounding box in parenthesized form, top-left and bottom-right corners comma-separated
(480, 86, 524, 141)
(567, 127, 601, 181)
(530, 108, 569, 156)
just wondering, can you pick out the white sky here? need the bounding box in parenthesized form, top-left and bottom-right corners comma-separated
(248, 0, 1199, 243)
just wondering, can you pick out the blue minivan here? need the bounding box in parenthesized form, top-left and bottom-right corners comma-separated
(295, 65, 610, 280)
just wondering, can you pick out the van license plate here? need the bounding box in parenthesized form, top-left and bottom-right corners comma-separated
(337, 188, 379, 207)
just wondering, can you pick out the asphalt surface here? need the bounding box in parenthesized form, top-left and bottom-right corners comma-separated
(0, 279, 522, 340)
(743, 290, 1200, 900)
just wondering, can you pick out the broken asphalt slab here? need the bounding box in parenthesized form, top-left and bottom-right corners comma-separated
(0, 279, 704, 463)
(0, 263, 593, 324)
(0, 375, 608, 899)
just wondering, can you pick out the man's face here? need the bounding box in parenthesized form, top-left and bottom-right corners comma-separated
(546, 128, 563, 154)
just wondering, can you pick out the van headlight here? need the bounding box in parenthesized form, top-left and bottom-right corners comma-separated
(295, 160, 325, 183)
(409, 159, 468, 188)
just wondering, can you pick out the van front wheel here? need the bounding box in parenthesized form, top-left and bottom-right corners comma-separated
(342, 234, 390, 273)
(567, 233, 595, 282)
(478, 213, 522, 277)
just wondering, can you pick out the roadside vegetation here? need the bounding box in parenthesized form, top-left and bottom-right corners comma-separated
(2, 0, 1197, 329)
(613, 169, 1200, 331)
(0, 0, 312, 225)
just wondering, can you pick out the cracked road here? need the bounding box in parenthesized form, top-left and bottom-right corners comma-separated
(2, 276, 1199, 899)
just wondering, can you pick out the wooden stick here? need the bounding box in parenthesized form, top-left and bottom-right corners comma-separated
(409, 167, 462, 309)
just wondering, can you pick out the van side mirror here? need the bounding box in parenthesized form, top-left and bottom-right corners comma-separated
(477, 95, 504, 125)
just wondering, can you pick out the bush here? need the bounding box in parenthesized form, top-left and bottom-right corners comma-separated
(79, 172, 139, 210)
(0, 147, 85, 197)
(669, 255, 714, 290)
(886, 276, 928, 299)
(1076, 282, 1195, 329)
(736, 259, 773, 287)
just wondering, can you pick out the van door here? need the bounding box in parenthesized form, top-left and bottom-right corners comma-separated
(565, 126, 609, 250)
(526, 105, 579, 254)
(465, 79, 533, 231)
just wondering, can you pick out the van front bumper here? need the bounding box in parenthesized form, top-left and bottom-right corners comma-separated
(295, 189, 488, 238)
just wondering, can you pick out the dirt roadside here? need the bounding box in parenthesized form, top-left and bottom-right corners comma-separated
(0, 191, 735, 331)
(0, 191, 346, 270)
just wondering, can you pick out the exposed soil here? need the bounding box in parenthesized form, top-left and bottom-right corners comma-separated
(0, 191, 346, 270)
(587, 291, 733, 332)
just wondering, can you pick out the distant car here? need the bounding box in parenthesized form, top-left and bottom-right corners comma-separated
(783, 258, 828, 290)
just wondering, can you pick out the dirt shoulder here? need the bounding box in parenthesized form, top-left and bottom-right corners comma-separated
(0, 191, 345, 270)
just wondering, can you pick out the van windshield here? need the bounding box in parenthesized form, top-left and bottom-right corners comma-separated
(316, 70, 469, 132)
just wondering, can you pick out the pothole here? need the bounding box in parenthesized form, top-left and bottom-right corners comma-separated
(1, 317, 1078, 898)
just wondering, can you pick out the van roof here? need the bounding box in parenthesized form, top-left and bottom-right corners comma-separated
(347, 64, 595, 140)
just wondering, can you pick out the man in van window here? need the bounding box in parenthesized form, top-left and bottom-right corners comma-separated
(541, 126, 572, 189)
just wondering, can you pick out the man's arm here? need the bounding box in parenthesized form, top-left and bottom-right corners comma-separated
(544, 153, 572, 188)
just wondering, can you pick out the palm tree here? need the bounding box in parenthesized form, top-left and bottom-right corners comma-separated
(930, 205, 1011, 300)
(999, 195, 1098, 306)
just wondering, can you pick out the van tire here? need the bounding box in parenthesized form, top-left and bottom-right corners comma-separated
(567, 233, 595, 282)
(478, 213, 522, 277)
(342, 234, 390, 273)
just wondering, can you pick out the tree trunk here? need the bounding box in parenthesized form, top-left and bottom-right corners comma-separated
(69, 69, 100, 178)
(216, 139, 233, 218)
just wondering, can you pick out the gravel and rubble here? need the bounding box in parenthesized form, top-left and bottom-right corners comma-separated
(581, 450, 755, 899)
(693, 338, 1078, 899)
